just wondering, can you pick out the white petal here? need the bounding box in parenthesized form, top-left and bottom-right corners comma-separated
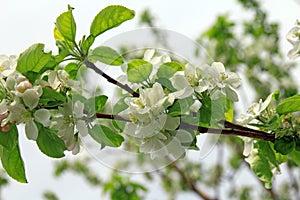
(243, 138, 254, 157)
(0, 99, 7, 114)
(175, 129, 194, 144)
(143, 49, 155, 62)
(76, 120, 88, 137)
(34, 109, 51, 127)
(22, 89, 40, 110)
(171, 75, 189, 90)
(190, 100, 202, 112)
(164, 116, 180, 130)
(25, 119, 38, 140)
(211, 62, 225, 74)
(73, 101, 84, 118)
(225, 86, 239, 102)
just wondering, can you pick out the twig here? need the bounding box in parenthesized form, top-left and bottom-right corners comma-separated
(94, 113, 275, 142)
(83, 60, 139, 97)
(169, 161, 217, 200)
(180, 121, 275, 142)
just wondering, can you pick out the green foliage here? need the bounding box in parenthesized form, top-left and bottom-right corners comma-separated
(0, 124, 18, 151)
(103, 174, 147, 200)
(127, 59, 153, 83)
(39, 87, 66, 108)
(1, 144, 27, 183)
(89, 125, 124, 147)
(36, 123, 67, 158)
(88, 46, 124, 66)
(274, 137, 295, 155)
(157, 62, 184, 79)
(55, 5, 76, 42)
(17, 43, 52, 74)
(276, 94, 300, 114)
(90, 5, 135, 37)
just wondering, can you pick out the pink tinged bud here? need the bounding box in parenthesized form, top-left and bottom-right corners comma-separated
(1, 124, 11, 132)
(16, 80, 32, 93)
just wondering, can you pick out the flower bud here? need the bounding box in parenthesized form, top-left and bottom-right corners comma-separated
(1, 124, 11, 132)
(16, 80, 32, 93)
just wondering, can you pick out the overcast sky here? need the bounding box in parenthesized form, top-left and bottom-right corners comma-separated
(1, 0, 300, 199)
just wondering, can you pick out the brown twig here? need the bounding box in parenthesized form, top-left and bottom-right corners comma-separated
(83, 60, 139, 97)
(94, 113, 275, 142)
(169, 161, 217, 200)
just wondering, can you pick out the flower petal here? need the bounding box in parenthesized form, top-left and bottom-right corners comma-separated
(34, 109, 51, 127)
(25, 119, 38, 140)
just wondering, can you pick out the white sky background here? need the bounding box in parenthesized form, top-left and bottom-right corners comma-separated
(0, 0, 300, 199)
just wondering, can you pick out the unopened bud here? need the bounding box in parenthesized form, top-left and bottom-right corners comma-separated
(1, 124, 11, 132)
(16, 80, 32, 93)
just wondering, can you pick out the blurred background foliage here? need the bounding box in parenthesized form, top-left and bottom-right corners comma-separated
(2, 0, 299, 199)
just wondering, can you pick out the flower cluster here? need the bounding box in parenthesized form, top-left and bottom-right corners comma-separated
(184, 62, 241, 101)
(0, 54, 83, 154)
(120, 49, 241, 159)
(121, 82, 193, 159)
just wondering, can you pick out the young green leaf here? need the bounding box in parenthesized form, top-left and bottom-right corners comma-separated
(1, 144, 27, 183)
(39, 87, 66, 107)
(36, 124, 67, 158)
(127, 59, 152, 83)
(157, 62, 184, 79)
(0, 124, 18, 150)
(276, 94, 300, 114)
(88, 46, 124, 66)
(65, 62, 79, 80)
(90, 5, 135, 37)
(55, 6, 76, 42)
(81, 35, 95, 54)
(16, 43, 52, 74)
(89, 125, 124, 147)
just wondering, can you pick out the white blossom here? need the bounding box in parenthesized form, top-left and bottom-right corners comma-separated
(286, 22, 300, 59)
(0, 55, 17, 77)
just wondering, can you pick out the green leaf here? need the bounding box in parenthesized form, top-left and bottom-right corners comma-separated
(0, 124, 18, 150)
(16, 43, 52, 74)
(289, 151, 300, 166)
(1, 145, 27, 183)
(55, 6, 76, 42)
(39, 87, 66, 107)
(199, 94, 212, 127)
(112, 97, 128, 131)
(90, 5, 135, 37)
(274, 137, 295, 155)
(89, 125, 124, 147)
(157, 62, 184, 79)
(65, 63, 79, 80)
(81, 35, 95, 54)
(276, 94, 300, 114)
(168, 97, 194, 117)
(89, 46, 124, 66)
(94, 95, 108, 113)
(127, 59, 152, 83)
(225, 98, 234, 122)
(36, 124, 67, 158)
(84, 95, 108, 116)
(156, 78, 176, 92)
(257, 141, 278, 169)
(251, 153, 273, 188)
